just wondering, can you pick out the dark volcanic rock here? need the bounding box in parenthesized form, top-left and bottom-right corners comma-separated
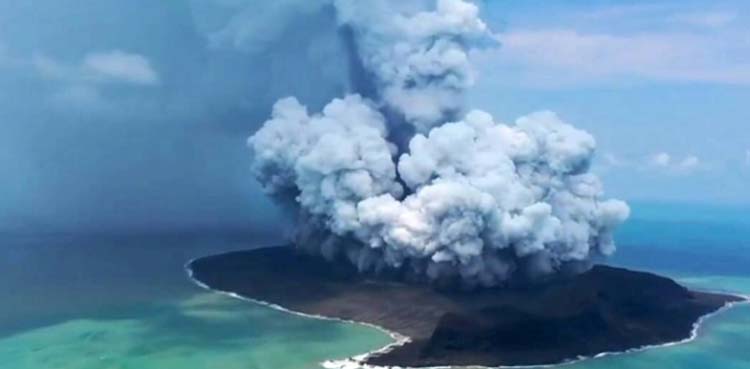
(188, 246, 745, 367)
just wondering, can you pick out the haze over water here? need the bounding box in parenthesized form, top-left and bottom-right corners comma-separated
(0, 202, 748, 369)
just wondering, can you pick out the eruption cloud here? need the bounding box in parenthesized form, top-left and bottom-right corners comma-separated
(248, 0, 630, 287)
(335, 0, 487, 132)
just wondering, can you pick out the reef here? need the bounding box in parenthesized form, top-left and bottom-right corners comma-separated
(187, 246, 745, 367)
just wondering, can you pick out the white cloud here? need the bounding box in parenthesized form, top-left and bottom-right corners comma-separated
(573, 4, 670, 21)
(650, 152, 671, 167)
(478, 29, 750, 87)
(82, 50, 159, 85)
(600, 151, 703, 175)
(745, 149, 750, 166)
(473, 2, 750, 88)
(575, 5, 738, 28)
(573, 4, 738, 30)
(648, 152, 701, 173)
(202, 0, 325, 53)
(31, 54, 69, 79)
(593, 152, 635, 175)
(678, 155, 700, 170)
(602, 152, 628, 167)
(32, 50, 159, 86)
(29, 50, 159, 110)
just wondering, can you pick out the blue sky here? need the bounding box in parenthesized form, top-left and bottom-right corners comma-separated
(0, 0, 747, 233)
(471, 0, 750, 204)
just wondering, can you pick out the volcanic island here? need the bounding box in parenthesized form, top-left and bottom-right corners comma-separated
(187, 246, 746, 368)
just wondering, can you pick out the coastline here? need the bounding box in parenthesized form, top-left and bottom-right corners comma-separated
(185, 257, 412, 364)
(184, 250, 749, 369)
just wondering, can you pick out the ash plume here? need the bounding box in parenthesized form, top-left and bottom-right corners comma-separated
(248, 0, 630, 287)
(335, 0, 488, 132)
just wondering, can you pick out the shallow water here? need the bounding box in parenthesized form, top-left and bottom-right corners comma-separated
(0, 202, 748, 369)
(0, 233, 392, 369)
(0, 293, 391, 369)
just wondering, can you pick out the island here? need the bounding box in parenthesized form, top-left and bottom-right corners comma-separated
(187, 245, 746, 367)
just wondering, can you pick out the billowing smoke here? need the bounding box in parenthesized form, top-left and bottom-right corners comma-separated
(335, 0, 488, 132)
(248, 0, 630, 287)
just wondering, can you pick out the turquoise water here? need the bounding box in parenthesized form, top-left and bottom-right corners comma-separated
(0, 293, 391, 369)
(0, 202, 749, 368)
(0, 234, 391, 369)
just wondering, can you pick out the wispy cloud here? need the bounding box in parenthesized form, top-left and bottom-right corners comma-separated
(479, 29, 750, 87)
(678, 155, 700, 170)
(670, 11, 737, 28)
(650, 152, 672, 167)
(475, 3, 750, 88)
(33, 50, 159, 86)
(602, 153, 628, 167)
(83, 51, 159, 85)
(598, 151, 703, 175)
(649, 152, 701, 172)
(30, 50, 159, 110)
(572, 3, 674, 22)
(575, 5, 737, 28)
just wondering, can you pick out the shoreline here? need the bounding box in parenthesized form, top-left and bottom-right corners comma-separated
(185, 257, 412, 364)
(184, 250, 749, 369)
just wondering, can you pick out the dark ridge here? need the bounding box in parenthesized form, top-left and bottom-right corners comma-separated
(188, 245, 745, 367)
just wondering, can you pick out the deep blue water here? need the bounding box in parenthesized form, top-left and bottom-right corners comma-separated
(613, 201, 750, 277)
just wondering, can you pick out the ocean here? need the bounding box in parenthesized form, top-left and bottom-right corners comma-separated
(0, 202, 748, 369)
